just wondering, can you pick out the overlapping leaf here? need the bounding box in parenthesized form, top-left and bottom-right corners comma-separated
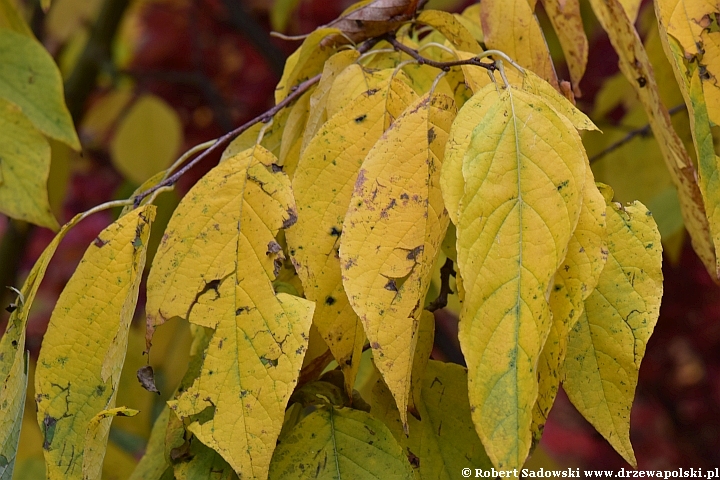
(158, 147, 315, 477)
(340, 92, 455, 428)
(539, 0, 588, 96)
(588, 0, 718, 280)
(35, 206, 155, 479)
(563, 199, 663, 467)
(455, 85, 586, 469)
(268, 406, 413, 479)
(287, 76, 417, 393)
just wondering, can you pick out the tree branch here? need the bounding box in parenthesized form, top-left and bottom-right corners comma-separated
(427, 257, 455, 312)
(385, 35, 496, 72)
(589, 103, 687, 164)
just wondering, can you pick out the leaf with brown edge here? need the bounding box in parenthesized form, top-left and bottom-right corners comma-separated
(340, 92, 456, 431)
(321, 0, 421, 45)
(540, 0, 588, 97)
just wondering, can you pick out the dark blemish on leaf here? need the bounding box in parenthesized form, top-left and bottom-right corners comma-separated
(354, 114, 367, 123)
(380, 198, 396, 218)
(637, 76, 647, 87)
(282, 209, 298, 229)
(42, 414, 57, 450)
(364, 425, 376, 435)
(274, 257, 283, 277)
(646, 243, 654, 249)
(236, 307, 248, 315)
(427, 127, 436, 144)
(371, 341, 381, 349)
(407, 449, 420, 468)
(137, 365, 161, 394)
(95, 384, 106, 397)
(330, 226, 342, 237)
(385, 279, 398, 291)
(646, 210, 653, 216)
(267, 241, 282, 255)
(556, 180, 569, 191)
(344, 258, 357, 269)
(400, 192, 409, 201)
(11, 339, 17, 347)
(325, 296, 336, 306)
(406, 245, 423, 261)
(345, 359, 352, 366)
(93, 237, 107, 248)
(367, 88, 379, 96)
(355, 19, 363, 27)
(271, 163, 283, 172)
(260, 356, 279, 367)
(564, 265, 570, 272)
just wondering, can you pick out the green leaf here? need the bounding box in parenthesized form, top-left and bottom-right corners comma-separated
(0, 28, 79, 149)
(455, 85, 586, 469)
(563, 200, 663, 467)
(0, 98, 58, 230)
(0, 0, 34, 37)
(372, 360, 493, 479)
(35, 206, 155, 479)
(111, 94, 183, 185)
(268, 406, 413, 479)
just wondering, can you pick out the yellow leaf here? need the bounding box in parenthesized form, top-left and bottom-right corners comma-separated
(0, 98, 58, 230)
(0, 352, 27, 480)
(563, 200, 663, 467)
(278, 88, 313, 177)
(111, 94, 183, 185)
(0, 29, 79, 149)
(588, 0, 718, 280)
(456, 86, 586, 469)
(401, 63, 456, 98)
(268, 406, 413, 479)
(480, 0, 559, 88)
(83, 407, 139, 479)
(275, 28, 341, 103)
(531, 174, 608, 445)
(340, 92, 455, 429)
(458, 3, 483, 43)
(325, 64, 398, 119)
(35, 206, 155, 480)
(288, 77, 417, 394)
(371, 360, 493, 478)
(0, 0, 34, 37)
(302, 49, 361, 155)
(539, 0, 588, 96)
(416, 9, 481, 53)
(157, 147, 315, 477)
(408, 310, 434, 417)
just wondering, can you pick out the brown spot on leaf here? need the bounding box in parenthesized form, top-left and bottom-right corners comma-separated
(267, 241, 282, 255)
(384, 279, 398, 291)
(93, 237, 107, 248)
(406, 245, 423, 261)
(137, 365, 160, 395)
(282, 209, 298, 229)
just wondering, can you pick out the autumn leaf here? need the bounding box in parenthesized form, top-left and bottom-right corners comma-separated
(539, 0, 588, 96)
(456, 85, 586, 468)
(35, 206, 155, 479)
(563, 199, 663, 467)
(321, 0, 420, 44)
(340, 92, 455, 429)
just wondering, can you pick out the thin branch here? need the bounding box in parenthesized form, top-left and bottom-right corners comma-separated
(589, 103, 687, 164)
(426, 257, 455, 312)
(386, 35, 497, 72)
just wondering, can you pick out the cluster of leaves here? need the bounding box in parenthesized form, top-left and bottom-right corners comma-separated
(1, 0, 719, 478)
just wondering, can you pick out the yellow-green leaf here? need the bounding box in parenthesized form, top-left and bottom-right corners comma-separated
(35, 206, 155, 479)
(0, 28, 79, 149)
(340, 93, 455, 429)
(83, 407, 139, 478)
(531, 175, 608, 445)
(408, 310, 434, 416)
(278, 88, 313, 177)
(268, 406, 413, 480)
(325, 65, 400, 119)
(158, 147, 315, 477)
(371, 360, 493, 479)
(563, 200, 663, 467)
(588, 0, 717, 280)
(0, 98, 58, 230)
(128, 407, 171, 480)
(0, 0, 34, 37)
(456, 86, 586, 469)
(539, 0, 588, 96)
(480, 0, 559, 88)
(288, 77, 417, 394)
(111, 94, 183, 185)
(0, 352, 27, 480)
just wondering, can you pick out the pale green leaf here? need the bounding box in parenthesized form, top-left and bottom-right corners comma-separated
(0, 28, 79, 149)
(0, 353, 27, 480)
(0, 98, 57, 230)
(268, 406, 413, 479)
(563, 200, 663, 467)
(35, 206, 155, 479)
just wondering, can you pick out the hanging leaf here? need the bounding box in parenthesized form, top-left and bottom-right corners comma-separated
(371, 360, 493, 478)
(588, 0, 718, 281)
(110, 94, 183, 185)
(158, 147, 315, 477)
(35, 206, 155, 479)
(0, 98, 57, 230)
(539, 0, 588, 97)
(268, 406, 413, 479)
(456, 85, 586, 469)
(321, 0, 420, 44)
(340, 92, 455, 429)
(288, 76, 417, 393)
(0, 29, 79, 149)
(415, 9, 481, 53)
(480, 0, 559, 88)
(531, 176, 609, 445)
(563, 199, 663, 467)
